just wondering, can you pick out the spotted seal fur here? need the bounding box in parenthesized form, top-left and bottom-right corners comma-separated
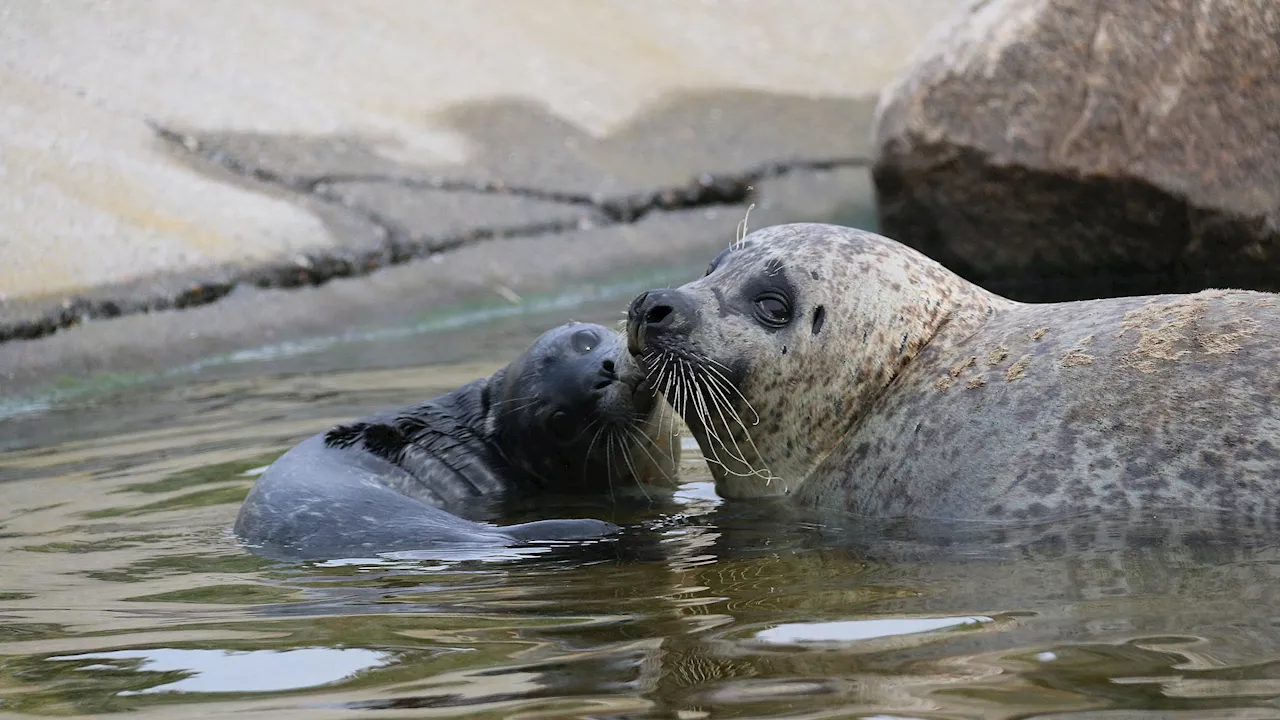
(235, 322, 679, 560)
(625, 222, 1280, 522)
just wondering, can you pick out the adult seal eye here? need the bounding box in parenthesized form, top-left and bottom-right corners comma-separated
(570, 329, 600, 353)
(754, 293, 791, 327)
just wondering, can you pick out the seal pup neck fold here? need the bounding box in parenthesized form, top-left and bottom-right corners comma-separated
(324, 376, 515, 489)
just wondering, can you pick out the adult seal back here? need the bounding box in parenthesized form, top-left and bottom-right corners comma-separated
(626, 222, 1280, 522)
(235, 322, 680, 560)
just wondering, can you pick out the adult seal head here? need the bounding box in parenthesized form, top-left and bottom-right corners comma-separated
(626, 223, 1280, 523)
(235, 322, 680, 560)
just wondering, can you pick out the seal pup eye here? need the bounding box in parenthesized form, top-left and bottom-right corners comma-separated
(753, 292, 791, 328)
(547, 409, 574, 435)
(570, 329, 600, 353)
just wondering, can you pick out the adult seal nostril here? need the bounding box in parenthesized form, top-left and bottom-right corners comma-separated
(627, 289, 689, 357)
(644, 303, 674, 328)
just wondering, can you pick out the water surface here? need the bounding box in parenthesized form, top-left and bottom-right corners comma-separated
(5, 295, 1280, 719)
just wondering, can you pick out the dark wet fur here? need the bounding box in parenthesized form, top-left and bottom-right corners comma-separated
(234, 324, 664, 562)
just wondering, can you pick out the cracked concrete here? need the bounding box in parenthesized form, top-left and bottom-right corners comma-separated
(0, 165, 879, 397)
(0, 0, 962, 395)
(0, 110, 876, 347)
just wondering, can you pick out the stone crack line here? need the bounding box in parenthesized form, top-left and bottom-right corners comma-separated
(0, 123, 869, 346)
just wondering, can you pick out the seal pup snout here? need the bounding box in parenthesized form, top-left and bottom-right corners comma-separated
(594, 350, 656, 420)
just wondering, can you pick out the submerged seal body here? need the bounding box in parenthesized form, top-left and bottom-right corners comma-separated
(235, 322, 679, 559)
(626, 222, 1280, 522)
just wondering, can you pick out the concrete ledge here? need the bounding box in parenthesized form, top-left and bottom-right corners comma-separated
(0, 1, 961, 396)
(1, 163, 877, 400)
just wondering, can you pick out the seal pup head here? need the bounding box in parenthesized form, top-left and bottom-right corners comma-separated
(625, 223, 1009, 499)
(492, 322, 680, 495)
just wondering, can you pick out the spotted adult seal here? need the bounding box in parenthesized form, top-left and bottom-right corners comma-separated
(626, 222, 1280, 522)
(235, 322, 680, 560)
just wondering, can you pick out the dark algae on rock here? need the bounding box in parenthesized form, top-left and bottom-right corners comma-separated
(873, 0, 1280, 301)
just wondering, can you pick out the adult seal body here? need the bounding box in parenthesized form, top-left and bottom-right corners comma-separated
(235, 323, 679, 560)
(626, 222, 1280, 522)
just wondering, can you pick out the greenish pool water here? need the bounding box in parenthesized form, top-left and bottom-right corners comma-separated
(5, 292, 1280, 720)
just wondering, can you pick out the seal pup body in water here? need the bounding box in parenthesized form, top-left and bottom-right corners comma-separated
(235, 322, 679, 560)
(626, 222, 1280, 522)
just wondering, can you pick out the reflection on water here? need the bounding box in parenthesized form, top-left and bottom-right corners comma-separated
(47, 647, 393, 695)
(5, 299, 1280, 718)
(754, 616, 994, 645)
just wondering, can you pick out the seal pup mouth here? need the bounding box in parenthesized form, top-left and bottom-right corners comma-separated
(626, 316, 644, 359)
(599, 350, 656, 418)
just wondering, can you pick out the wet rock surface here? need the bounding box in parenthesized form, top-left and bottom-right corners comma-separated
(873, 0, 1280, 302)
(0, 91, 879, 382)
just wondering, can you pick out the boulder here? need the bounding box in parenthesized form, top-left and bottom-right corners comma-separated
(872, 0, 1280, 301)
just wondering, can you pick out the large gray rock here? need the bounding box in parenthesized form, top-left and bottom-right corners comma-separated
(872, 0, 1280, 301)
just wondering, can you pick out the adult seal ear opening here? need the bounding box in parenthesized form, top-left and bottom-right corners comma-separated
(235, 322, 680, 561)
(627, 222, 1280, 523)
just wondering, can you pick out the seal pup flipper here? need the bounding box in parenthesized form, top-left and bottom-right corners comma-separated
(235, 437, 535, 560)
(501, 517, 620, 542)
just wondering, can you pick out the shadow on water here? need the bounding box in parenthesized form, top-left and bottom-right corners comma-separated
(5, 92, 1280, 719)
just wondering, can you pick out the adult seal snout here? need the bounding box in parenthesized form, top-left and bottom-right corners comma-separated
(627, 222, 1280, 522)
(235, 322, 680, 560)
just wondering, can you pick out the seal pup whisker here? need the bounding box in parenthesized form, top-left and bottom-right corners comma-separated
(497, 395, 547, 414)
(623, 424, 677, 491)
(611, 429, 652, 503)
(602, 429, 629, 504)
(582, 419, 614, 504)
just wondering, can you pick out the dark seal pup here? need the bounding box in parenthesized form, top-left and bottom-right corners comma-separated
(235, 322, 680, 560)
(625, 222, 1280, 522)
